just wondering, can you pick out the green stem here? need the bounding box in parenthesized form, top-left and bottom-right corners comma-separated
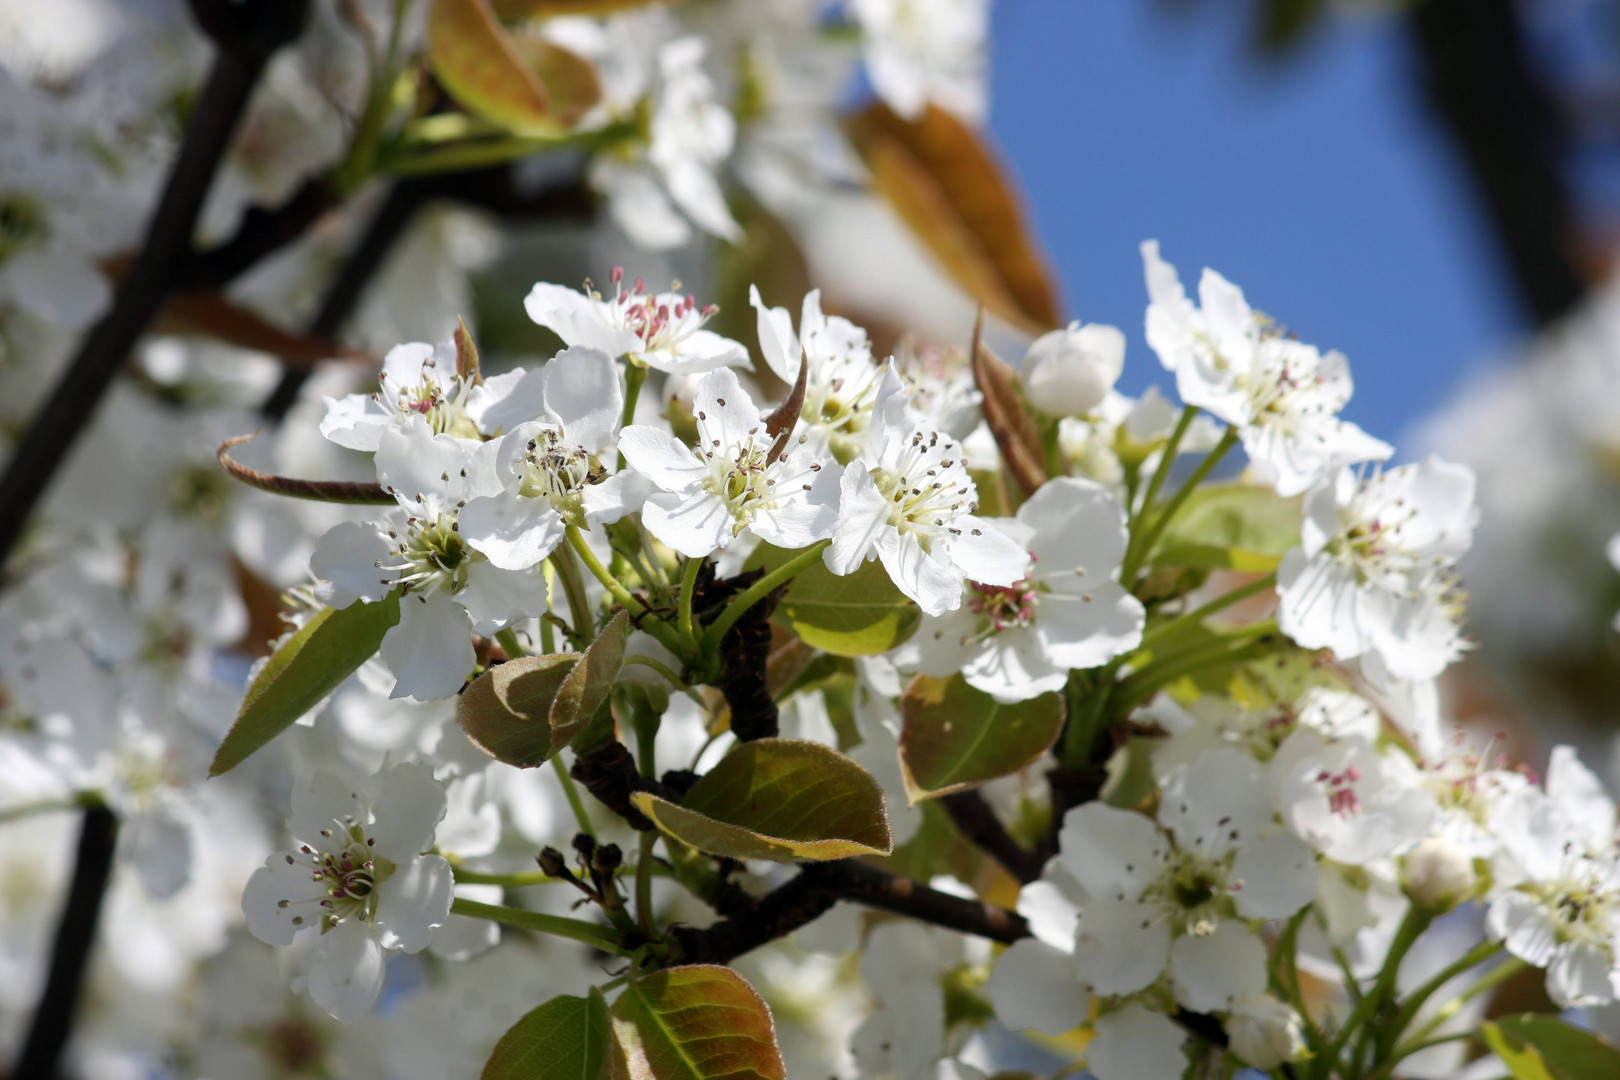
(1111, 623, 1284, 713)
(1271, 907, 1324, 1053)
(1363, 1032, 1476, 1080)
(1059, 666, 1114, 768)
(553, 754, 595, 838)
(1380, 940, 1501, 1056)
(623, 654, 688, 690)
(566, 527, 687, 657)
(678, 556, 703, 649)
(549, 542, 595, 645)
(1127, 426, 1239, 581)
(1398, 956, 1526, 1051)
(618, 361, 648, 471)
(1138, 571, 1277, 655)
(1316, 907, 1431, 1080)
(495, 627, 526, 659)
(449, 897, 629, 955)
(636, 830, 657, 937)
(700, 540, 829, 654)
(451, 868, 566, 888)
(0, 793, 97, 826)
(1131, 405, 1196, 534)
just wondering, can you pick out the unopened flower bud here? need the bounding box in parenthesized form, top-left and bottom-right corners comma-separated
(593, 843, 623, 872)
(538, 847, 568, 877)
(1227, 994, 1305, 1069)
(1402, 837, 1475, 912)
(1018, 321, 1125, 418)
(571, 832, 597, 859)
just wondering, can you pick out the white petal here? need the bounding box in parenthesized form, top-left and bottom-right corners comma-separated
(946, 517, 1030, 587)
(750, 284, 801, 384)
(1170, 921, 1266, 1012)
(319, 394, 392, 451)
(470, 366, 547, 439)
(459, 492, 564, 570)
(619, 425, 706, 493)
(375, 421, 476, 515)
(1548, 942, 1616, 1009)
(987, 938, 1089, 1035)
(374, 854, 454, 953)
(458, 561, 550, 634)
(380, 592, 475, 701)
(311, 521, 394, 606)
(643, 490, 731, 558)
(1486, 891, 1560, 967)
(691, 367, 763, 451)
(1088, 1004, 1187, 1080)
(543, 346, 624, 451)
(524, 283, 640, 356)
(306, 918, 386, 1021)
(583, 469, 648, 526)
(366, 761, 448, 861)
(1231, 831, 1318, 919)
(123, 810, 192, 899)
(877, 530, 963, 617)
(1018, 879, 1081, 951)
(241, 856, 326, 946)
(1057, 802, 1165, 900)
(1073, 897, 1171, 996)
(290, 770, 363, 848)
(824, 466, 889, 575)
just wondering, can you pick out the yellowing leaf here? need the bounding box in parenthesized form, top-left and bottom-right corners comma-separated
(492, 0, 670, 18)
(772, 556, 920, 658)
(846, 102, 1063, 336)
(211, 594, 400, 776)
(427, 0, 601, 136)
(630, 739, 891, 862)
(972, 337, 1047, 499)
(610, 966, 784, 1080)
(899, 674, 1065, 802)
(484, 989, 610, 1080)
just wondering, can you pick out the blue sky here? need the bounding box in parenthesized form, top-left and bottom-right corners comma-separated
(986, 0, 1527, 449)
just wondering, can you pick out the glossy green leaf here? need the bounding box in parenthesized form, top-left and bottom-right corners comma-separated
(899, 674, 1065, 803)
(484, 989, 610, 1080)
(610, 966, 785, 1080)
(772, 555, 921, 657)
(630, 739, 891, 862)
(210, 594, 400, 776)
(1488, 1015, 1620, 1080)
(1152, 483, 1301, 565)
(1483, 1021, 1557, 1080)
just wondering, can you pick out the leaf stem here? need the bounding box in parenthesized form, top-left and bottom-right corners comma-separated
(553, 754, 596, 839)
(495, 627, 526, 659)
(1123, 405, 1196, 576)
(618, 360, 648, 471)
(566, 527, 687, 657)
(1315, 907, 1431, 1080)
(549, 542, 595, 645)
(677, 556, 702, 649)
(1128, 426, 1240, 579)
(1379, 939, 1501, 1058)
(623, 654, 688, 690)
(701, 540, 830, 654)
(449, 897, 630, 955)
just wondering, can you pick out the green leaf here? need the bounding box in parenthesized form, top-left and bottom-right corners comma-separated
(610, 966, 785, 1080)
(484, 988, 610, 1080)
(1488, 1015, 1620, 1080)
(629, 738, 892, 862)
(771, 555, 921, 657)
(898, 674, 1065, 803)
(210, 594, 400, 776)
(459, 612, 630, 767)
(1152, 483, 1300, 568)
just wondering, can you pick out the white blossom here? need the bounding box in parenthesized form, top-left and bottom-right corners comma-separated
(1019, 321, 1125, 419)
(850, 0, 989, 123)
(524, 270, 747, 375)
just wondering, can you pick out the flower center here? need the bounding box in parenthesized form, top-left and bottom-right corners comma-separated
(378, 512, 473, 595)
(377, 366, 479, 439)
(1145, 849, 1239, 935)
(516, 428, 599, 522)
(1315, 766, 1363, 817)
(590, 268, 717, 356)
(283, 823, 396, 931)
(874, 429, 976, 548)
(700, 439, 779, 534)
(967, 566, 1039, 634)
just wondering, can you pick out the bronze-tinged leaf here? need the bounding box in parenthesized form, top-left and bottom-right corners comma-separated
(629, 738, 892, 862)
(548, 610, 629, 751)
(428, 0, 559, 137)
(458, 654, 578, 767)
(506, 32, 603, 129)
(762, 344, 808, 465)
(846, 102, 1063, 336)
(492, 0, 672, 19)
(609, 966, 785, 1080)
(454, 316, 482, 383)
(972, 332, 1047, 498)
(899, 673, 1065, 803)
(484, 989, 610, 1080)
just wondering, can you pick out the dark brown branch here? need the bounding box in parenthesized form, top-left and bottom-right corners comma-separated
(1409, 0, 1585, 326)
(178, 176, 338, 289)
(570, 740, 681, 831)
(670, 858, 1030, 966)
(940, 791, 1046, 884)
(13, 805, 119, 1080)
(217, 434, 393, 503)
(0, 1, 309, 569)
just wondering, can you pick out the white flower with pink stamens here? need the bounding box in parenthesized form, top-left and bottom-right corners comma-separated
(907, 477, 1143, 702)
(525, 268, 747, 376)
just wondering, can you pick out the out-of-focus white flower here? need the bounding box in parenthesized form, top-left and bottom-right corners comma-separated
(241, 763, 453, 1021)
(620, 367, 841, 557)
(525, 270, 747, 376)
(909, 477, 1143, 701)
(1226, 993, 1306, 1070)
(1272, 726, 1437, 866)
(1401, 837, 1476, 912)
(752, 285, 887, 452)
(1086, 1003, 1188, 1080)
(850, 0, 989, 123)
(1276, 458, 1478, 681)
(1141, 241, 1391, 496)
(1019, 321, 1125, 419)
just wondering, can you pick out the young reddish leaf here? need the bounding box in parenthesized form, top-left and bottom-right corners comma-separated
(454, 316, 483, 384)
(610, 966, 785, 1080)
(762, 349, 808, 465)
(484, 989, 610, 1080)
(506, 33, 604, 129)
(971, 332, 1048, 498)
(429, 0, 599, 137)
(899, 673, 1065, 803)
(629, 739, 892, 862)
(210, 594, 401, 776)
(491, 0, 673, 18)
(846, 102, 1063, 336)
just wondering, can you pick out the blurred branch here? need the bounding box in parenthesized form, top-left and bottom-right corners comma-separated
(940, 791, 1046, 884)
(0, 1, 310, 569)
(12, 805, 118, 1080)
(1409, 0, 1586, 327)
